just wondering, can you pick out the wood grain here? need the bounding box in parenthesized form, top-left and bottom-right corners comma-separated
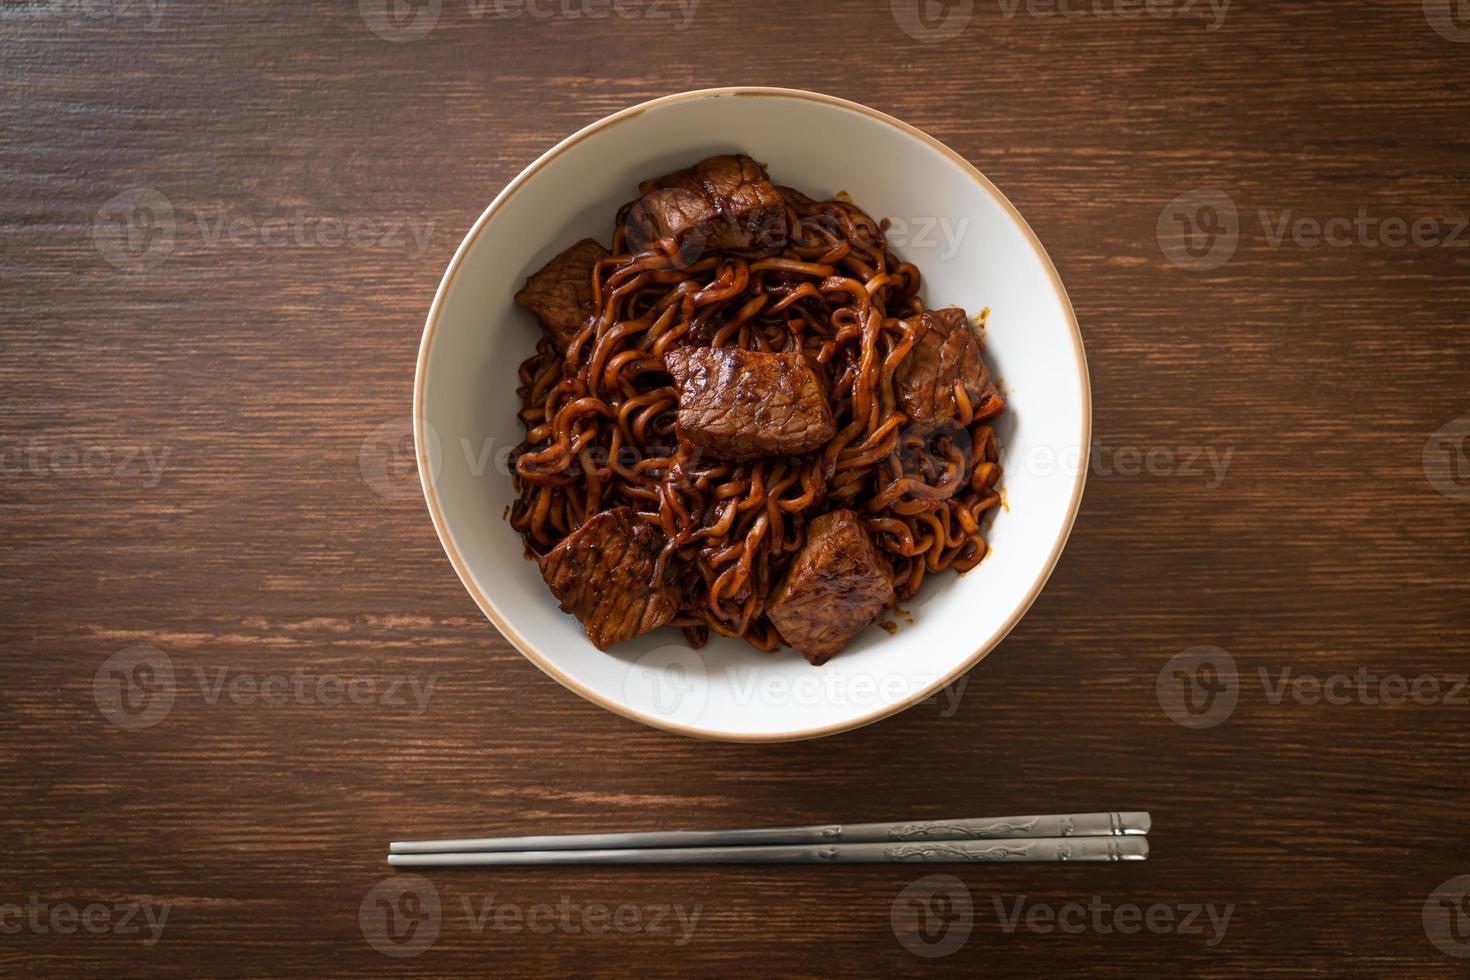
(2, 0, 1468, 975)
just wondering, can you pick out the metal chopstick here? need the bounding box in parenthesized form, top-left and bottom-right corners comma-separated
(388, 836, 1148, 866)
(389, 811, 1150, 855)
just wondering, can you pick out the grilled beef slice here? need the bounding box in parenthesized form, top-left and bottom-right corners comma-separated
(894, 307, 1004, 424)
(632, 154, 784, 252)
(514, 238, 610, 352)
(663, 346, 836, 461)
(765, 509, 895, 664)
(538, 507, 678, 650)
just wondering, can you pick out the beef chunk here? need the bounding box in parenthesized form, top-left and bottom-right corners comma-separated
(766, 509, 894, 665)
(894, 308, 1005, 424)
(538, 507, 678, 650)
(631, 155, 784, 252)
(514, 238, 609, 351)
(664, 346, 835, 461)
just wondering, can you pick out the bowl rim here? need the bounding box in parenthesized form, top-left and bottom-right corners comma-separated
(414, 86, 1090, 743)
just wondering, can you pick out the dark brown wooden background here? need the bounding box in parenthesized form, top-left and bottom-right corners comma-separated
(3, 0, 1468, 975)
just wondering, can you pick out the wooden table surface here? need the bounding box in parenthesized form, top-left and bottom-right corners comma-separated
(4, 0, 1469, 975)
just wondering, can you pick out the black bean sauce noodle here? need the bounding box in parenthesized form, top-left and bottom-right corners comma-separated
(511, 185, 1004, 652)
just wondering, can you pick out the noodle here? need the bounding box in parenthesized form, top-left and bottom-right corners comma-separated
(510, 186, 1004, 653)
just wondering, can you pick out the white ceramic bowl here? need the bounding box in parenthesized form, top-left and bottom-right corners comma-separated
(415, 88, 1088, 742)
